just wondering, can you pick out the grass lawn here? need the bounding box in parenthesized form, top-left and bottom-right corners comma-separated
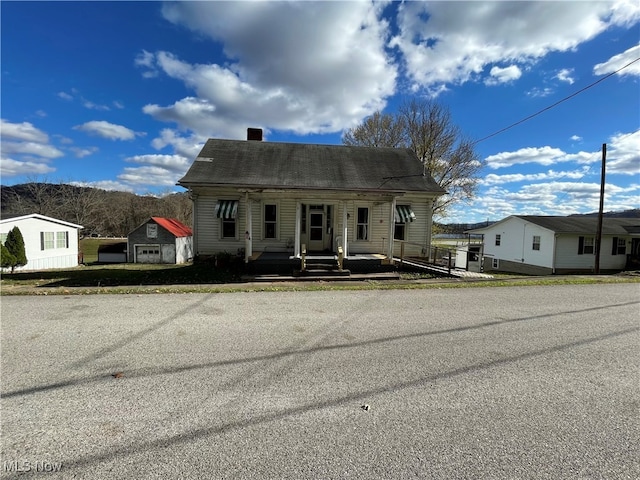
(1, 260, 243, 290)
(80, 238, 127, 264)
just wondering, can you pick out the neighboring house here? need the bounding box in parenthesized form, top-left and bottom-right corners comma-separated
(0, 213, 82, 271)
(97, 242, 127, 263)
(470, 215, 640, 274)
(177, 129, 445, 267)
(127, 217, 193, 264)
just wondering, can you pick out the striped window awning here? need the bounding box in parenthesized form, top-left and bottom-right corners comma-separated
(215, 200, 238, 219)
(395, 205, 416, 223)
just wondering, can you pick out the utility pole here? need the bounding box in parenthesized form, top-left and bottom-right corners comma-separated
(595, 143, 606, 274)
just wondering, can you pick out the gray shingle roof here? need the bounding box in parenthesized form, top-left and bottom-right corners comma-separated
(178, 139, 446, 195)
(517, 216, 640, 235)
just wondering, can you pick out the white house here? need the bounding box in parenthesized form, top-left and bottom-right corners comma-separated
(0, 214, 83, 271)
(470, 215, 640, 274)
(177, 129, 445, 273)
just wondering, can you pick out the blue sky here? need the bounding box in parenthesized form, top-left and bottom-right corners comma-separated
(1, 1, 638, 223)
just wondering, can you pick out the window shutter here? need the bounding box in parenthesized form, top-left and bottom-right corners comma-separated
(611, 237, 618, 255)
(578, 236, 584, 255)
(40, 232, 44, 251)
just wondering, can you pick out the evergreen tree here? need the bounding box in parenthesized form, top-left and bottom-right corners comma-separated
(1, 244, 16, 270)
(5, 227, 27, 272)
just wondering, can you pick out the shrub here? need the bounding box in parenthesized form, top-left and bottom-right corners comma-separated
(5, 227, 27, 272)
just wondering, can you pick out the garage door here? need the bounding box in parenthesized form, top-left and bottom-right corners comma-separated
(136, 246, 161, 263)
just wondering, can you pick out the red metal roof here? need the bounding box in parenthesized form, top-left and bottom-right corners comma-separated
(151, 217, 192, 237)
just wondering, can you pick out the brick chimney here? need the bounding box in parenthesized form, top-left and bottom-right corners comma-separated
(247, 128, 263, 141)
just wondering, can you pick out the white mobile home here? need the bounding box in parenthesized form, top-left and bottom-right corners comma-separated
(0, 214, 83, 271)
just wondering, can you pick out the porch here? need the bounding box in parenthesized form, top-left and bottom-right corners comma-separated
(244, 251, 398, 278)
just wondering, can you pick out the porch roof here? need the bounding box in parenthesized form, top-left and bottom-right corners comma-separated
(178, 139, 446, 195)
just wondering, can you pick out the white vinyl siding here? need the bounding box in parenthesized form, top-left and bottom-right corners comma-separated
(0, 215, 81, 271)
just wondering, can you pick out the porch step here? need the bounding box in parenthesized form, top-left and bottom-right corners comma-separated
(295, 268, 351, 277)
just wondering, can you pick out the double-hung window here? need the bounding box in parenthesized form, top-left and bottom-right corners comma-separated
(532, 235, 541, 251)
(56, 231, 69, 248)
(611, 237, 626, 255)
(578, 236, 594, 255)
(264, 204, 277, 239)
(495, 234, 501, 246)
(356, 207, 369, 241)
(215, 200, 238, 239)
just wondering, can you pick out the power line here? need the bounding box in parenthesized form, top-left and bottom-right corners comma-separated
(473, 57, 640, 145)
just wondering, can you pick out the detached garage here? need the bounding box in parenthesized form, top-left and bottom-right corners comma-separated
(127, 217, 193, 264)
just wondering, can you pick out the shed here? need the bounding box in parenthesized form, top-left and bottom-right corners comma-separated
(97, 241, 127, 263)
(127, 217, 193, 264)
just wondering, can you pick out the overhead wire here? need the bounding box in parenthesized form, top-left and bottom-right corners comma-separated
(473, 56, 640, 145)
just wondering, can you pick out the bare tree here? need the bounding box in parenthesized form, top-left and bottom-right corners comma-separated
(342, 111, 406, 148)
(342, 99, 484, 218)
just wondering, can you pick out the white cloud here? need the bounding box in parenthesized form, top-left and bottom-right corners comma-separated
(73, 121, 143, 141)
(83, 100, 110, 111)
(138, 1, 396, 137)
(117, 166, 182, 187)
(0, 156, 55, 177)
(125, 154, 190, 173)
(555, 68, 575, 84)
(485, 65, 522, 86)
(58, 91, 73, 101)
(526, 87, 554, 98)
(607, 129, 640, 174)
(485, 146, 598, 169)
(593, 43, 640, 76)
(150, 128, 205, 160)
(570, 135, 583, 142)
(0, 119, 49, 143)
(70, 146, 98, 158)
(1, 140, 63, 159)
(390, 2, 634, 89)
(482, 167, 591, 185)
(0, 120, 63, 176)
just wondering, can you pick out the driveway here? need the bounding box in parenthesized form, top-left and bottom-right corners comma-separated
(1, 284, 639, 479)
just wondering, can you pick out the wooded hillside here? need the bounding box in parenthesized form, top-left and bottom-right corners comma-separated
(1, 183, 192, 237)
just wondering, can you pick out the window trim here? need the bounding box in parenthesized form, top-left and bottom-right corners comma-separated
(355, 206, 370, 241)
(578, 236, 595, 255)
(495, 234, 501, 246)
(532, 235, 541, 251)
(263, 202, 278, 240)
(216, 199, 239, 240)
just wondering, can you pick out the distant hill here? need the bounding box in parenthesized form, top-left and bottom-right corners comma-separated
(0, 183, 191, 237)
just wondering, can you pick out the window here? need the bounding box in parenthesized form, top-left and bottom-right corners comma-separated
(56, 231, 69, 248)
(532, 235, 541, 251)
(41, 232, 55, 250)
(356, 207, 369, 240)
(147, 224, 158, 238)
(215, 200, 238, 239)
(222, 218, 236, 238)
(611, 237, 626, 256)
(301, 204, 307, 234)
(578, 236, 594, 255)
(394, 205, 414, 241)
(394, 222, 406, 241)
(0, 233, 7, 244)
(495, 234, 501, 246)
(264, 204, 277, 239)
(492, 258, 499, 269)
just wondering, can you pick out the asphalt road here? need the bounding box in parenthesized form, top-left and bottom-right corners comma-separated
(1, 284, 639, 479)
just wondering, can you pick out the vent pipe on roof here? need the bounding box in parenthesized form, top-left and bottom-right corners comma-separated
(247, 128, 263, 141)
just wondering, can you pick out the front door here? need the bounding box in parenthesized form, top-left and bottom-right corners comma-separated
(308, 211, 324, 251)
